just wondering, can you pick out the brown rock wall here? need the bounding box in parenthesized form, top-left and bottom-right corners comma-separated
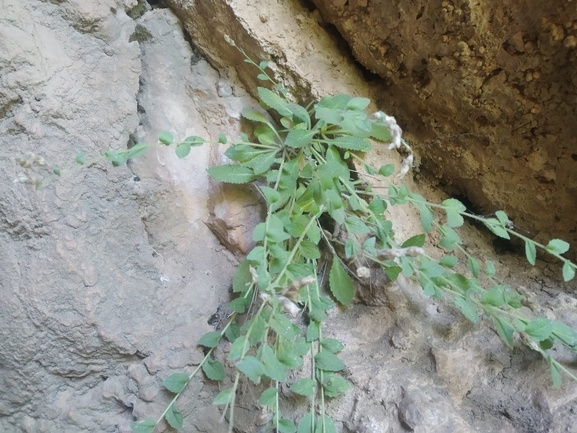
(313, 0, 577, 253)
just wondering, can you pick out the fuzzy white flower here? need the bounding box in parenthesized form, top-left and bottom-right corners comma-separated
(357, 266, 371, 278)
(397, 154, 414, 179)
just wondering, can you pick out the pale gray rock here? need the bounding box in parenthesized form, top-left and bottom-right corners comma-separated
(0, 2, 239, 432)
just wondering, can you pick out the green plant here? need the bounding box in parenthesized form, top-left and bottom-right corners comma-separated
(19, 45, 577, 433)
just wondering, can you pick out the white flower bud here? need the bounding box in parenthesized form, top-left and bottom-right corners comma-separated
(397, 154, 414, 179)
(357, 266, 371, 278)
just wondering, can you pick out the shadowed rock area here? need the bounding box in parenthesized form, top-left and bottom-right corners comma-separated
(312, 0, 577, 257)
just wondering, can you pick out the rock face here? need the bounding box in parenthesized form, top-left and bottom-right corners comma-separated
(0, 2, 240, 431)
(313, 0, 577, 253)
(2, 0, 577, 432)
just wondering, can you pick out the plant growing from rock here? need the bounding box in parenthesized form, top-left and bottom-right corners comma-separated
(19, 45, 577, 433)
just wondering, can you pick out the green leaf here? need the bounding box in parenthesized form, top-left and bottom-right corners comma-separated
(277, 343, 304, 369)
(182, 135, 204, 146)
(245, 150, 278, 174)
(563, 262, 575, 282)
(419, 206, 434, 233)
(297, 414, 314, 433)
(439, 225, 462, 251)
(540, 338, 554, 350)
(329, 256, 354, 305)
(104, 150, 127, 167)
(344, 216, 370, 235)
(256, 261, 272, 290)
(75, 151, 85, 165)
(165, 402, 183, 430)
(329, 136, 371, 151)
(368, 197, 386, 214)
(198, 331, 221, 348)
(261, 345, 287, 382)
(315, 415, 337, 433)
(158, 130, 173, 145)
(175, 142, 191, 158)
(442, 198, 467, 212)
(213, 388, 234, 405)
(481, 286, 507, 307)
(260, 185, 280, 204)
(236, 356, 265, 383)
(445, 209, 464, 228)
(218, 132, 227, 144)
(378, 164, 395, 177)
(241, 107, 271, 124)
(266, 214, 291, 243)
(551, 321, 577, 346)
(324, 146, 350, 179)
(421, 280, 439, 297)
(287, 103, 311, 127)
(317, 94, 352, 109)
(400, 256, 414, 277)
(440, 255, 458, 268)
(228, 336, 248, 361)
(257, 73, 268, 80)
(485, 261, 496, 276)
(259, 387, 278, 407)
(207, 164, 257, 184)
(493, 316, 515, 349)
(419, 257, 445, 278)
(53, 165, 61, 175)
(546, 239, 570, 255)
(468, 256, 480, 278)
(347, 97, 370, 110)
(442, 199, 466, 228)
(300, 240, 321, 259)
(306, 321, 320, 342)
(271, 312, 299, 339)
(315, 351, 345, 372)
(278, 418, 297, 433)
(525, 318, 553, 341)
(253, 223, 266, 242)
(322, 374, 350, 397)
(203, 358, 225, 381)
(233, 259, 252, 293)
(525, 240, 537, 266)
(321, 338, 344, 353)
(163, 373, 189, 393)
(224, 144, 264, 162)
(453, 297, 479, 324)
(127, 143, 149, 159)
(482, 218, 510, 239)
(402, 234, 426, 248)
(258, 87, 292, 116)
(225, 322, 240, 342)
(548, 357, 562, 388)
(130, 418, 156, 433)
(495, 210, 509, 226)
(370, 121, 392, 142)
(290, 378, 316, 396)
(285, 129, 317, 148)
(247, 246, 265, 263)
(385, 266, 403, 281)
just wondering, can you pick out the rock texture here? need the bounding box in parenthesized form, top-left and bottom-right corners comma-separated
(1, 0, 577, 432)
(313, 0, 577, 255)
(0, 2, 239, 431)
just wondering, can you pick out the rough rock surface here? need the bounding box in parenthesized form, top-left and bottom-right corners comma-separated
(0, 2, 239, 431)
(1, 0, 577, 432)
(312, 0, 577, 255)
